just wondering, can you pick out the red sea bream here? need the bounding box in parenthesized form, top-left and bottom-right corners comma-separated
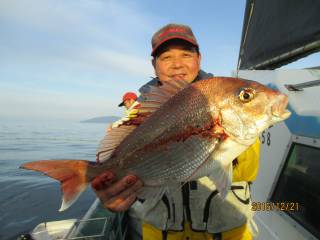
(21, 77, 291, 211)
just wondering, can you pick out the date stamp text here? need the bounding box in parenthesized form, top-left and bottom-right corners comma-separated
(251, 202, 299, 211)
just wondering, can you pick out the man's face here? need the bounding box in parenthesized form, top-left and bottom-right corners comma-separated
(153, 43, 201, 83)
(124, 99, 135, 110)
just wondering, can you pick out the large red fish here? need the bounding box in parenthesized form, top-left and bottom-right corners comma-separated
(21, 77, 290, 211)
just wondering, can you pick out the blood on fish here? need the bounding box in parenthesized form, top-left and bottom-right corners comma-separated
(140, 116, 228, 153)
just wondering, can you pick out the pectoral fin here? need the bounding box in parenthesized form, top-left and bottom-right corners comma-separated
(182, 148, 233, 199)
(207, 161, 232, 199)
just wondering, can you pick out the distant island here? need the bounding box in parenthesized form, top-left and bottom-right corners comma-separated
(81, 116, 120, 123)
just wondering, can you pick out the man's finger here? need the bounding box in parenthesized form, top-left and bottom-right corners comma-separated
(108, 194, 138, 212)
(91, 172, 115, 191)
(101, 175, 139, 199)
(104, 179, 143, 207)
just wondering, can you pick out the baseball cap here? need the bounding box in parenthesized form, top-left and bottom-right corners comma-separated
(151, 23, 199, 56)
(118, 92, 138, 107)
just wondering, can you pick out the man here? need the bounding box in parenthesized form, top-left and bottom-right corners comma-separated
(92, 24, 260, 240)
(109, 92, 140, 130)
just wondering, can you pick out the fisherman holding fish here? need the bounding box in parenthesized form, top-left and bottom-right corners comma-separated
(93, 24, 260, 240)
(22, 24, 291, 240)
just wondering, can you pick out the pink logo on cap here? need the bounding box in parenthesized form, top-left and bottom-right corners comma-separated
(159, 27, 187, 38)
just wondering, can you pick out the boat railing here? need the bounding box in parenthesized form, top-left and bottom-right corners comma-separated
(30, 199, 128, 240)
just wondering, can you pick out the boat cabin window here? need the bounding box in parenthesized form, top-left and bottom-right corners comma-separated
(271, 142, 320, 239)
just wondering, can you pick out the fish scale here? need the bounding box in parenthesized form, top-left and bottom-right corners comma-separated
(122, 134, 217, 185)
(120, 120, 212, 174)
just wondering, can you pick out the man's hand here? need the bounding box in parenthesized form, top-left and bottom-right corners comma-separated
(106, 123, 112, 132)
(91, 172, 143, 212)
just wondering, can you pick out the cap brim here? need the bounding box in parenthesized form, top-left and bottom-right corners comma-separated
(118, 102, 125, 107)
(151, 36, 198, 56)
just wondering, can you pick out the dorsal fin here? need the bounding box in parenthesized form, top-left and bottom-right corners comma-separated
(139, 79, 189, 114)
(96, 125, 136, 163)
(96, 79, 189, 163)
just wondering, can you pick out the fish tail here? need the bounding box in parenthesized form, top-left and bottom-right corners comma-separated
(21, 159, 94, 211)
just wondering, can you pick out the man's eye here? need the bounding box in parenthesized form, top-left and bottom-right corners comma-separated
(161, 56, 171, 60)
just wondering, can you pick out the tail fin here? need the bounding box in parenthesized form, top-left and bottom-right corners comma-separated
(21, 159, 92, 211)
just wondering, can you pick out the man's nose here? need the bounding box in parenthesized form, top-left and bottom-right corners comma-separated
(171, 58, 183, 68)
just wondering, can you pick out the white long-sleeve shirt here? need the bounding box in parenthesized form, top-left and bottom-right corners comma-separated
(110, 101, 140, 129)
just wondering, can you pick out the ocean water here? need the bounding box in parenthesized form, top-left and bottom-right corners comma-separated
(0, 120, 107, 240)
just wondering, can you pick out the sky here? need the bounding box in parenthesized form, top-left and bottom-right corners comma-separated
(1, 0, 319, 122)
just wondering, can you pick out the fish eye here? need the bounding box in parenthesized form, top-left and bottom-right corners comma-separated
(239, 88, 255, 102)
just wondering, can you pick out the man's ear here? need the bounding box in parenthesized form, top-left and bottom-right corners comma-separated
(198, 53, 202, 65)
(152, 58, 156, 69)
(152, 58, 158, 77)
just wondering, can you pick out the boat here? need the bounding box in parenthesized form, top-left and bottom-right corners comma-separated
(24, 199, 127, 240)
(235, 0, 320, 239)
(21, 0, 320, 239)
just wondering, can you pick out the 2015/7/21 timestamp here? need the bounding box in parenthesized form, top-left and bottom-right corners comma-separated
(251, 202, 299, 211)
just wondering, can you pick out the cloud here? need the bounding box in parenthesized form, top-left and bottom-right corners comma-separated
(0, 0, 155, 82)
(0, 0, 156, 122)
(0, 0, 155, 44)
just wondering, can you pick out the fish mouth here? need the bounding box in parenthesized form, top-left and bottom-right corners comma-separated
(271, 94, 291, 122)
(272, 110, 291, 122)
